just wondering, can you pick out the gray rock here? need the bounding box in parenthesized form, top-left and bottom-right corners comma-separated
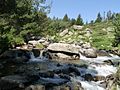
(67, 82, 84, 90)
(47, 43, 80, 60)
(103, 60, 114, 65)
(0, 75, 29, 90)
(84, 48, 97, 58)
(25, 85, 45, 90)
(93, 75, 105, 81)
(55, 53, 80, 60)
(97, 50, 111, 56)
(37, 77, 69, 86)
(59, 29, 69, 36)
(73, 25, 83, 30)
(82, 74, 94, 81)
(81, 43, 91, 49)
(28, 40, 39, 46)
(0, 49, 31, 63)
(47, 43, 79, 54)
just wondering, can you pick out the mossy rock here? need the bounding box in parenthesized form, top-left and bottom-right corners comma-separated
(35, 43, 44, 49)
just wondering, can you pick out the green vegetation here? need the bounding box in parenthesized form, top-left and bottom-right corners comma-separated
(95, 12, 102, 23)
(36, 43, 44, 49)
(90, 21, 115, 50)
(63, 14, 69, 22)
(75, 14, 84, 25)
(111, 66, 120, 90)
(112, 14, 120, 47)
(0, 0, 120, 52)
(48, 12, 120, 50)
(0, 0, 50, 52)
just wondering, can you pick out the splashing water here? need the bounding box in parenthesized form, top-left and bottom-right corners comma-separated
(74, 53, 120, 90)
(29, 52, 48, 62)
(80, 53, 120, 63)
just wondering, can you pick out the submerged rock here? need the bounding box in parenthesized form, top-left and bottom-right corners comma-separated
(82, 74, 94, 81)
(93, 75, 105, 81)
(0, 75, 29, 90)
(37, 77, 69, 86)
(25, 85, 45, 90)
(67, 82, 84, 90)
(103, 60, 114, 65)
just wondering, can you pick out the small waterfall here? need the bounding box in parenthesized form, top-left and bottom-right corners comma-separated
(29, 51, 48, 62)
(30, 52, 35, 59)
(29, 52, 40, 61)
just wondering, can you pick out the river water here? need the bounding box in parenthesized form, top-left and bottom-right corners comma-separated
(29, 53, 120, 90)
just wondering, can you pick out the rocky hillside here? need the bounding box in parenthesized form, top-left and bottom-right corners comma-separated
(50, 20, 117, 50)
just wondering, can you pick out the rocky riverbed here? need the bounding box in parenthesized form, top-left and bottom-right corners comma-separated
(0, 43, 120, 90)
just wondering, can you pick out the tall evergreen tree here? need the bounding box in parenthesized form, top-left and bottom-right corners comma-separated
(112, 14, 120, 47)
(0, 0, 16, 14)
(95, 12, 102, 23)
(0, 0, 50, 52)
(90, 20, 94, 25)
(107, 10, 112, 20)
(75, 14, 84, 25)
(63, 14, 69, 22)
(111, 12, 116, 20)
(70, 18, 76, 25)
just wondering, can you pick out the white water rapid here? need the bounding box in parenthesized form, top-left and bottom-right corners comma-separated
(29, 51, 120, 90)
(74, 54, 120, 90)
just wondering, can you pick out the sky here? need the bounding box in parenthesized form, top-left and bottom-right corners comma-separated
(48, 0, 120, 22)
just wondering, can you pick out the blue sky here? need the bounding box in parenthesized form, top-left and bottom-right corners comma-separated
(48, 0, 120, 22)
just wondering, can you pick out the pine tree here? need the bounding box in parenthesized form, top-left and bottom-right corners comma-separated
(90, 20, 94, 25)
(70, 18, 76, 25)
(75, 14, 84, 25)
(63, 14, 69, 22)
(107, 10, 112, 20)
(0, 0, 50, 52)
(95, 12, 102, 23)
(112, 14, 120, 47)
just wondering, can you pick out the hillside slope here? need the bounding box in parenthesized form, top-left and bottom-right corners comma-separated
(50, 20, 118, 50)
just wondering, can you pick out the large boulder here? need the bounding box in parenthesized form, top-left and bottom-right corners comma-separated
(0, 49, 31, 63)
(47, 43, 80, 60)
(97, 50, 110, 56)
(82, 48, 97, 58)
(47, 43, 79, 54)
